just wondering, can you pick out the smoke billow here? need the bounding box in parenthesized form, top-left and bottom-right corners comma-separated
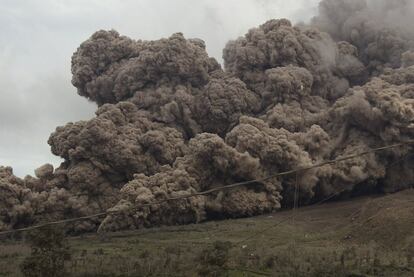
(311, 0, 414, 75)
(1, 0, 414, 233)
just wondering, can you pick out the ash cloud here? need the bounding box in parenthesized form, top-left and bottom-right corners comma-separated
(311, 0, 414, 75)
(1, 0, 414, 233)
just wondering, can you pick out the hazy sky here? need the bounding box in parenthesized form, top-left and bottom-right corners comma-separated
(0, 0, 319, 177)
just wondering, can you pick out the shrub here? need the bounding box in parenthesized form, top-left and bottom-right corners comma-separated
(196, 241, 232, 277)
(20, 225, 71, 277)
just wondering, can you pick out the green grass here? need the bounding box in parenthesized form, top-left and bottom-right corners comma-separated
(1, 189, 414, 276)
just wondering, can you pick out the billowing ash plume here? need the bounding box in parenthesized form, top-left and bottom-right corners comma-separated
(1, 0, 414, 233)
(311, 0, 414, 76)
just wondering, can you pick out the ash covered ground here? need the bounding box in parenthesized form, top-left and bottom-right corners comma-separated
(2, 0, 414, 233)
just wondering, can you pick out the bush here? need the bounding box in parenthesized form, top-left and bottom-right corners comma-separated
(20, 225, 71, 277)
(196, 241, 232, 277)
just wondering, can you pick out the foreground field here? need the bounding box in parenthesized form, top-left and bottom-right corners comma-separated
(1, 189, 414, 276)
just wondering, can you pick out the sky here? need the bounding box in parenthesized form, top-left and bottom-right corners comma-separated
(0, 0, 320, 177)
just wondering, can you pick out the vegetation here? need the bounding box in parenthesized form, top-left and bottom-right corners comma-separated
(20, 226, 71, 277)
(0, 190, 413, 276)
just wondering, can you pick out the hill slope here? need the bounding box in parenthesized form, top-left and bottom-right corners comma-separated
(1, 189, 413, 276)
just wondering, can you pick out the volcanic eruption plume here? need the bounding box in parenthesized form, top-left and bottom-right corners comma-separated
(1, 0, 414, 233)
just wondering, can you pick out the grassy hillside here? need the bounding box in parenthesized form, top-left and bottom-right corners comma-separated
(1, 189, 413, 276)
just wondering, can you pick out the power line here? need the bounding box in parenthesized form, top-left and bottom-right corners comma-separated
(0, 140, 413, 237)
(291, 172, 299, 265)
(234, 187, 348, 247)
(233, 147, 414, 247)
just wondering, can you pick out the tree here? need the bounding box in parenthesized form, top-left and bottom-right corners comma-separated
(20, 225, 71, 277)
(196, 241, 232, 277)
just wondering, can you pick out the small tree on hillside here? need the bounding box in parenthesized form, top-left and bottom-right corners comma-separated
(20, 225, 71, 277)
(196, 240, 232, 276)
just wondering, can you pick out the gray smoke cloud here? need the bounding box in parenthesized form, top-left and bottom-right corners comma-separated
(311, 0, 414, 75)
(1, 0, 414, 233)
(0, 0, 319, 177)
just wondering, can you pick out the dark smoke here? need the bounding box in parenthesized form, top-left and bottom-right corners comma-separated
(1, 0, 414, 233)
(311, 0, 414, 75)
